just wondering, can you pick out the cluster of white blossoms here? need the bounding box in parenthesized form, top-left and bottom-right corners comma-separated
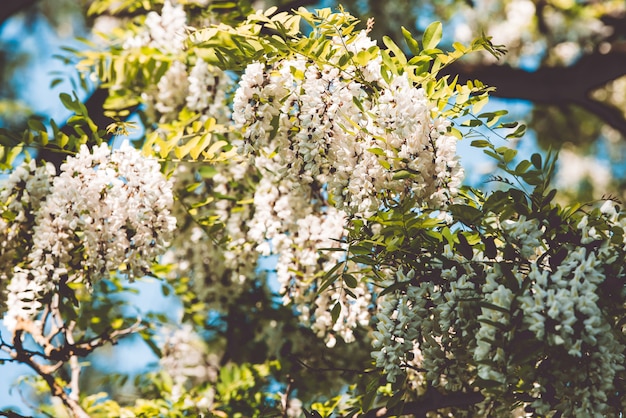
(0, 160, 56, 277)
(144, 57, 231, 125)
(121, 0, 231, 125)
(371, 268, 423, 383)
(159, 324, 218, 406)
(123, 0, 188, 53)
(248, 173, 370, 346)
(231, 30, 465, 345)
(233, 32, 463, 218)
(1, 144, 176, 332)
(369, 204, 626, 415)
(501, 215, 543, 258)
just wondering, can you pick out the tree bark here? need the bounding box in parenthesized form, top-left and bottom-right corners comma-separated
(441, 49, 626, 137)
(363, 387, 485, 417)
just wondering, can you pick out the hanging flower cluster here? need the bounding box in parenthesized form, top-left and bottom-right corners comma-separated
(368, 199, 626, 415)
(161, 160, 258, 308)
(1, 144, 176, 331)
(159, 324, 219, 404)
(233, 33, 463, 218)
(230, 29, 465, 345)
(112, 0, 232, 125)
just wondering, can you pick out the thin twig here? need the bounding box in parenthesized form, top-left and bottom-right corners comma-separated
(281, 375, 295, 418)
(65, 321, 81, 402)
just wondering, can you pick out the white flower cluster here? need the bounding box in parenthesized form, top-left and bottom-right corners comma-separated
(154, 60, 190, 120)
(159, 324, 218, 405)
(124, 0, 188, 53)
(0, 160, 56, 277)
(186, 58, 230, 121)
(249, 174, 370, 346)
(143, 58, 231, 124)
(370, 207, 626, 414)
(122, 0, 231, 125)
(473, 266, 515, 383)
(517, 244, 624, 415)
(231, 31, 464, 346)
(371, 269, 424, 383)
(372, 263, 482, 392)
(2, 144, 176, 331)
(502, 215, 543, 258)
(233, 33, 463, 218)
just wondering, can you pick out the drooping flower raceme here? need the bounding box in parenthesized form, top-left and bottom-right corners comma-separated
(159, 324, 219, 404)
(233, 34, 464, 218)
(231, 31, 464, 345)
(0, 160, 56, 277)
(120, 0, 231, 125)
(2, 144, 176, 332)
(368, 207, 626, 416)
(123, 0, 188, 53)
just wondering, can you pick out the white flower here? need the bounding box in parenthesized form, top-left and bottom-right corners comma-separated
(155, 61, 190, 119)
(2, 144, 176, 331)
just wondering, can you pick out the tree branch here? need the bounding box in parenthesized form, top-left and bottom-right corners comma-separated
(0, 410, 34, 418)
(64, 322, 81, 402)
(12, 330, 89, 418)
(6, 312, 142, 418)
(441, 49, 626, 137)
(363, 387, 485, 418)
(573, 96, 626, 137)
(0, 0, 38, 25)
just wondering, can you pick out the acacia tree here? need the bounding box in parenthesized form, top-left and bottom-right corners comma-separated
(5, 0, 626, 200)
(1, 2, 625, 417)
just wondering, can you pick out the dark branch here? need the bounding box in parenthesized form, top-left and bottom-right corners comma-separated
(0, 0, 38, 25)
(441, 49, 626, 137)
(0, 410, 34, 418)
(290, 355, 371, 375)
(574, 96, 626, 137)
(363, 387, 485, 418)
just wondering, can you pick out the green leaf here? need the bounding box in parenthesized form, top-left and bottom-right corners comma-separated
(343, 273, 357, 289)
(392, 170, 412, 180)
(422, 21, 442, 51)
(382, 36, 407, 66)
(503, 148, 517, 163)
(59, 92, 79, 113)
(27, 118, 46, 133)
(367, 147, 385, 156)
(474, 377, 504, 389)
(479, 301, 511, 315)
(449, 203, 483, 226)
(478, 317, 509, 331)
(456, 233, 474, 260)
(470, 139, 491, 148)
(514, 160, 532, 174)
(331, 302, 341, 323)
(401, 26, 420, 55)
(531, 153, 542, 169)
(505, 123, 526, 139)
